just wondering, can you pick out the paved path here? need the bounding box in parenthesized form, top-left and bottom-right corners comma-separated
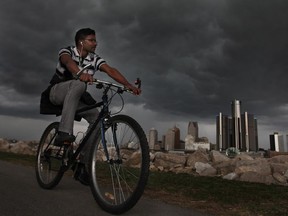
(0, 160, 212, 216)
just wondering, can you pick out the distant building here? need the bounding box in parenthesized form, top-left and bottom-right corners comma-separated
(186, 121, 210, 151)
(185, 135, 210, 151)
(241, 112, 258, 152)
(270, 132, 284, 152)
(188, 122, 198, 140)
(216, 113, 231, 151)
(148, 128, 158, 150)
(286, 135, 288, 152)
(173, 126, 181, 149)
(165, 126, 180, 151)
(161, 135, 165, 150)
(231, 99, 242, 149)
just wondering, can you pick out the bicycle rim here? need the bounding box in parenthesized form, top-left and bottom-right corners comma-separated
(35, 122, 65, 189)
(89, 115, 150, 214)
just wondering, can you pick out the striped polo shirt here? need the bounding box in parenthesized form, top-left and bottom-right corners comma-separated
(50, 46, 106, 85)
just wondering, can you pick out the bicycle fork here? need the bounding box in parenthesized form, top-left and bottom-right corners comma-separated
(101, 118, 121, 164)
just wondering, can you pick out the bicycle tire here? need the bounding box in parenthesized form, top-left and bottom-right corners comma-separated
(35, 122, 65, 189)
(89, 115, 150, 214)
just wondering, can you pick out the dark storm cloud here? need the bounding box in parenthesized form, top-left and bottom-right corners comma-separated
(93, 0, 227, 117)
(1, 0, 288, 136)
(217, 1, 288, 114)
(0, 0, 100, 116)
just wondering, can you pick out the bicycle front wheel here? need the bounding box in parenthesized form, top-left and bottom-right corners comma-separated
(89, 115, 150, 214)
(35, 122, 65, 189)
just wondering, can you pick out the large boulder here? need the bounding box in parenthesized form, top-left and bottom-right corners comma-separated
(195, 162, 217, 176)
(270, 163, 288, 175)
(273, 172, 287, 184)
(154, 152, 187, 170)
(0, 139, 10, 152)
(233, 153, 254, 161)
(9, 141, 34, 155)
(268, 155, 288, 164)
(125, 151, 142, 168)
(234, 159, 271, 176)
(239, 171, 275, 185)
(223, 172, 239, 180)
(186, 149, 210, 168)
(210, 150, 230, 163)
(214, 160, 236, 176)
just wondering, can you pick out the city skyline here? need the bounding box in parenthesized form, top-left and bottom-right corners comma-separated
(146, 99, 263, 151)
(216, 99, 258, 151)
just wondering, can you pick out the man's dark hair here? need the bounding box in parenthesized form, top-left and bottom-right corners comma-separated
(75, 28, 95, 45)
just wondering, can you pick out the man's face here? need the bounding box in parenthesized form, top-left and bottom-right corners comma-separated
(82, 34, 97, 53)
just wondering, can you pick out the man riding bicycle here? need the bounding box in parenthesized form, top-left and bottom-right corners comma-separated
(41, 28, 141, 185)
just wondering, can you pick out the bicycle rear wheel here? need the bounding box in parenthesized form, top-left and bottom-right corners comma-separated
(35, 122, 66, 189)
(89, 115, 150, 214)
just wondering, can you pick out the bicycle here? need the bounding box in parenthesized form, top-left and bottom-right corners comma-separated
(35, 73, 150, 214)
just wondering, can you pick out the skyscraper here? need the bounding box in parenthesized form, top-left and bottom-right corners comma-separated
(216, 113, 231, 151)
(241, 112, 258, 151)
(216, 113, 223, 151)
(165, 126, 180, 150)
(148, 128, 158, 150)
(231, 99, 242, 149)
(188, 122, 198, 140)
(270, 132, 284, 152)
(173, 126, 181, 149)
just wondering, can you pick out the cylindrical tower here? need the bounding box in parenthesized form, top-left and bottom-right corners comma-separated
(231, 99, 242, 149)
(148, 128, 158, 150)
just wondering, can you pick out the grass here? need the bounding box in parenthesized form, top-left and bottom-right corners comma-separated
(1, 151, 288, 215)
(146, 171, 288, 215)
(0, 151, 36, 166)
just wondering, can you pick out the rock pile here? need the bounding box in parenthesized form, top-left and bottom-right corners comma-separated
(0, 138, 37, 155)
(150, 148, 288, 186)
(1, 138, 288, 186)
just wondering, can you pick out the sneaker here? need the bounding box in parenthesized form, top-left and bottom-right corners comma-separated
(73, 163, 90, 186)
(54, 131, 75, 146)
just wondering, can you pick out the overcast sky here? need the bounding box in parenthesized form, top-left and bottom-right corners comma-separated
(1, 0, 288, 149)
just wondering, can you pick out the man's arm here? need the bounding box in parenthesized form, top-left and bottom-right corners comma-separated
(100, 64, 141, 95)
(60, 54, 93, 83)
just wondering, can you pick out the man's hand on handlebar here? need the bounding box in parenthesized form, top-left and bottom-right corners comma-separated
(126, 84, 141, 95)
(79, 73, 94, 84)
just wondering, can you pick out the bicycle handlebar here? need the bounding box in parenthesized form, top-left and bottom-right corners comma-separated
(76, 64, 141, 94)
(92, 79, 136, 94)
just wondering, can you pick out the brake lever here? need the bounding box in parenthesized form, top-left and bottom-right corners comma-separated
(135, 78, 141, 89)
